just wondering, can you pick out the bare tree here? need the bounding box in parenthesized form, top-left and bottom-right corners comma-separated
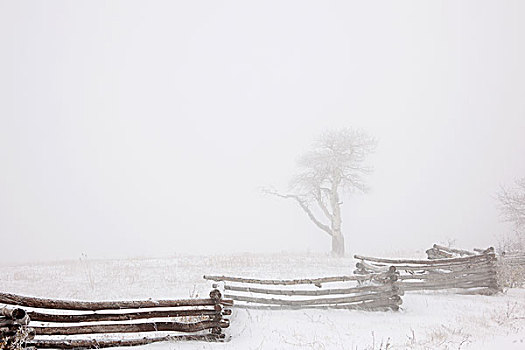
(497, 178, 525, 250)
(265, 128, 377, 257)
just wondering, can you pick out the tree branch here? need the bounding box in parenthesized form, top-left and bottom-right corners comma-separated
(497, 181, 525, 230)
(263, 188, 333, 237)
(315, 189, 333, 221)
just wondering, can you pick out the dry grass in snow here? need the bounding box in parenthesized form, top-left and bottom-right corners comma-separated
(0, 253, 524, 349)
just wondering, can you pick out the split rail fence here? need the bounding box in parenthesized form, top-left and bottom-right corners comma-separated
(425, 244, 493, 260)
(0, 290, 232, 350)
(427, 244, 525, 269)
(426, 244, 525, 288)
(203, 271, 402, 311)
(354, 248, 500, 295)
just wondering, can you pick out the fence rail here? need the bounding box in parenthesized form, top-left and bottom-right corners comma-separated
(425, 244, 492, 260)
(204, 271, 402, 311)
(425, 244, 525, 288)
(0, 290, 232, 350)
(354, 247, 500, 295)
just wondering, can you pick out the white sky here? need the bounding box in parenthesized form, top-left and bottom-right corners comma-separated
(1, 0, 524, 263)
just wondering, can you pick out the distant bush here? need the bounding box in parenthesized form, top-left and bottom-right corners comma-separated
(497, 252, 525, 288)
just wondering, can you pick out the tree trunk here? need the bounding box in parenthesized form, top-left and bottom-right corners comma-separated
(331, 233, 345, 257)
(329, 181, 344, 257)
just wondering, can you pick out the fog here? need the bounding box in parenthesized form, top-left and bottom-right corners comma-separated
(1, 0, 524, 264)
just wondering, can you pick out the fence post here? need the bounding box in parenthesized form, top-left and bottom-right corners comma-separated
(485, 248, 502, 294)
(209, 289, 224, 337)
(384, 266, 402, 311)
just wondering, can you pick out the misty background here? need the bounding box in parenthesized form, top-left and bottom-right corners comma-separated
(1, 0, 524, 264)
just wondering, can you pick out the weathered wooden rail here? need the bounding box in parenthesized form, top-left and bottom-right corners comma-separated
(427, 244, 525, 268)
(203, 271, 402, 311)
(354, 249, 500, 295)
(0, 290, 232, 350)
(425, 244, 494, 260)
(426, 244, 525, 288)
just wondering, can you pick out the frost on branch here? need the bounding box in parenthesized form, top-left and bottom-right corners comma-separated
(265, 128, 377, 257)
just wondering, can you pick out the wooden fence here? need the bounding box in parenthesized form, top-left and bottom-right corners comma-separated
(427, 244, 525, 269)
(425, 244, 495, 260)
(203, 272, 402, 311)
(426, 244, 525, 288)
(0, 290, 232, 350)
(354, 249, 500, 295)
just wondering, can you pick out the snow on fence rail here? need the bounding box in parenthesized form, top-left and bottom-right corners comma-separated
(203, 271, 402, 311)
(0, 290, 232, 350)
(425, 244, 480, 259)
(354, 249, 500, 295)
(425, 244, 495, 260)
(425, 244, 525, 288)
(425, 244, 525, 269)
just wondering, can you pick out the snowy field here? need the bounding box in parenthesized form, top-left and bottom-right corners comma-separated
(1, 253, 524, 350)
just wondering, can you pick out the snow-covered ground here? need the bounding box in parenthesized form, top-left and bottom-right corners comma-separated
(1, 253, 524, 349)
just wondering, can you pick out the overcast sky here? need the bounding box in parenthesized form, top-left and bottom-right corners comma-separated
(1, 0, 524, 264)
